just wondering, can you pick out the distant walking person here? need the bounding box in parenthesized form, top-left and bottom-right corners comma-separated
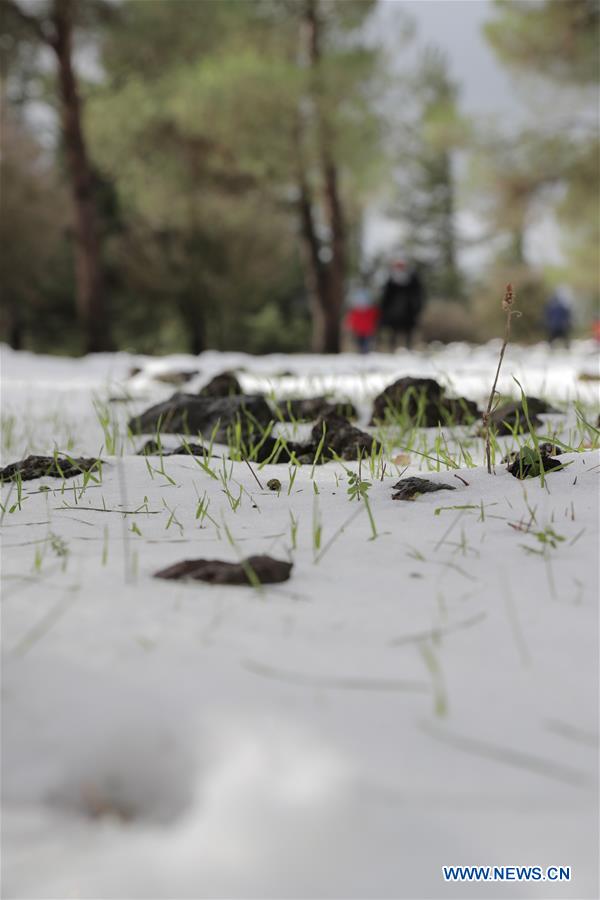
(379, 259, 425, 350)
(544, 285, 573, 346)
(345, 280, 379, 354)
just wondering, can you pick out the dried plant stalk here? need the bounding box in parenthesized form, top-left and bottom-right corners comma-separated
(482, 283, 519, 474)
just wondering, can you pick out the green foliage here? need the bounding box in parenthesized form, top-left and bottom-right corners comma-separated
(0, 118, 76, 351)
(521, 526, 566, 557)
(346, 471, 372, 502)
(82, 0, 385, 353)
(242, 302, 310, 355)
(554, 139, 600, 306)
(485, 0, 599, 86)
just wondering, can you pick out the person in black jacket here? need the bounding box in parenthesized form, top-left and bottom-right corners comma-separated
(379, 259, 425, 350)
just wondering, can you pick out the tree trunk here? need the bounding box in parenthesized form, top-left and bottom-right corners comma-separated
(175, 292, 206, 355)
(7, 305, 24, 350)
(440, 151, 462, 298)
(302, 0, 347, 354)
(189, 311, 206, 356)
(296, 169, 344, 354)
(320, 159, 345, 353)
(52, 0, 109, 353)
(294, 147, 328, 351)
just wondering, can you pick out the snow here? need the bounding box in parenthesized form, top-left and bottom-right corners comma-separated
(1, 341, 599, 899)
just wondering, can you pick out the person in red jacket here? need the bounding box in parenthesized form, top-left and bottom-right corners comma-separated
(345, 281, 379, 353)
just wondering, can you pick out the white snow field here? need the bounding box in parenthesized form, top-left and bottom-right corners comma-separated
(1, 341, 599, 899)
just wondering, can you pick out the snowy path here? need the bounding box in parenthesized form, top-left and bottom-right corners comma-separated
(1, 343, 598, 898)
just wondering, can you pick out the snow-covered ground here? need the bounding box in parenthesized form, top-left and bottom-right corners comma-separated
(1, 341, 599, 899)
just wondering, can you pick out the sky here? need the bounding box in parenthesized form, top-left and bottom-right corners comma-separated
(380, 0, 518, 118)
(376, 0, 520, 115)
(365, 0, 566, 270)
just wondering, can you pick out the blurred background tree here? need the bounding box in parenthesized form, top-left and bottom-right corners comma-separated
(475, 0, 600, 332)
(465, 130, 570, 339)
(86, 0, 310, 354)
(0, 116, 74, 350)
(390, 47, 467, 301)
(2, 0, 114, 351)
(150, 0, 384, 352)
(484, 0, 599, 86)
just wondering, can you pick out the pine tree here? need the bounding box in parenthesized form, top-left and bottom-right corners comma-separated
(90, 0, 384, 352)
(391, 48, 466, 300)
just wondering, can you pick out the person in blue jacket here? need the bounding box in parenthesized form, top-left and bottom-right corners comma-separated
(544, 286, 573, 346)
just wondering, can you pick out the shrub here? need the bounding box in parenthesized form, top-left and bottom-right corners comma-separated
(420, 300, 480, 344)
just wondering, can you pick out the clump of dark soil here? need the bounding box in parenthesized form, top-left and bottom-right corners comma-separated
(137, 439, 164, 455)
(503, 442, 562, 465)
(129, 393, 272, 442)
(370, 377, 478, 426)
(226, 414, 378, 464)
(136, 440, 208, 457)
(506, 446, 564, 479)
(274, 396, 357, 422)
(391, 476, 457, 501)
(0, 455, 102, 482)
(311, 413, 379, 461)
(511, 396, 558, 417)
(233, 435, 303, 464)
(485, 396, 559, 436)
(154, 555, 292, 585)
(198, 371, 243, 397)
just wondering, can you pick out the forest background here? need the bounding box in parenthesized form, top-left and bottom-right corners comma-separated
(1, 0, 598, 356)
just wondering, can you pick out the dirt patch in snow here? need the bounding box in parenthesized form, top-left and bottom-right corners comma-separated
(198, 371, 243, 397)
(506, 446, 564, 479)
(129, 393, 272, 441)
(391, 476, 457, 501)
(0, 454, 102, 482)
(370, 376, 478, 426)
(273, 397, 357, 422)
(154, 555, 293, 585)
